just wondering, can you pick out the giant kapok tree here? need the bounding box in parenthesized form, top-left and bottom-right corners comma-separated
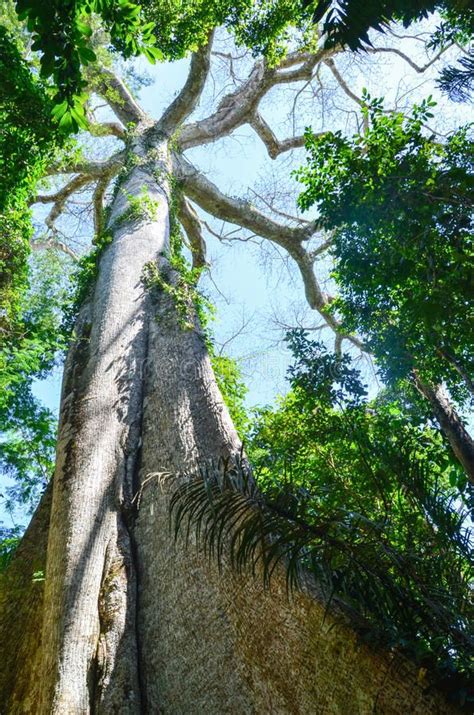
(0, 0, 472, 712)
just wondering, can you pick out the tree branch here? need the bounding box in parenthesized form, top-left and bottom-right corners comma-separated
(366, 45, 451, 74)
(175, 155, 313, 247)
(91, 66, 147, 125)
(44, 150, 126, 178)
(30, 238, 79, 261)
(249, 189, 312, 225)
(88, 120, 126, 139)
(32, 175, 95, 234)
(177, 195, 208, 270)
(178, 48, 334, 150)
(176, 155, 363, 347)
(249, 113, 309, 158)
(159, 32, 214, 135)
(324, 58, 365, 108)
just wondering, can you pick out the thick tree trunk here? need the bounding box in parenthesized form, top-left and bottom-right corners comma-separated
(0, 484, 52, 711)
(37, 139, 171, 713)
(0, 142, 463, 713)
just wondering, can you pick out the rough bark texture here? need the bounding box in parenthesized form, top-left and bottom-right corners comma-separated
(36, 143, 171, 713)
(0, 484, 51, 712)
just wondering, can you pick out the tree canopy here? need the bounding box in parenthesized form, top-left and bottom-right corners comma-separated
(296, 97, 474, 404)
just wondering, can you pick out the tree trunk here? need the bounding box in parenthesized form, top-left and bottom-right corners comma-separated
(414, 373, 474, 485)
(37, 138, 172, 713)
(0, 141, 462, 713)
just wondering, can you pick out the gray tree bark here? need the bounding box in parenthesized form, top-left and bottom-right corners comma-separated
(37, 137, 172, 713)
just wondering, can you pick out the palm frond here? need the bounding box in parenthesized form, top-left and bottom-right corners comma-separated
(169, 452, 474, 697)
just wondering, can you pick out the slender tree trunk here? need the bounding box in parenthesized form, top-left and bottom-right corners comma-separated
(414, 373, 474, 485)
(0, 139, 463, 713)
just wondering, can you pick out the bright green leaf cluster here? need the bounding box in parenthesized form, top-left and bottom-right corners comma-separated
(13, 0, 162, 130)
(296, 98, 474, 403)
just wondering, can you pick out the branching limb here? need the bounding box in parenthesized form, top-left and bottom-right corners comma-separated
(272, 49, 330, 85)
(309, 234, 334, 259)
(30, 238, 79, 261)
(33, 163, 119, 239)
(249, 113, 311, 158)
(32, 175, 93, 206)
(176, 155, 363, 348)
(87, 120, 126, 139)
(178, 48, 335, 150)
(177, 196, 208, 270)
(249, 189, 312, 225)
(45, 150, 126, 178)
(159, 32, 214, 135)
(91, 66, 147, 126)
(32, 175, 95, 235)
(175, 155, 314, 247)
(324, 58, 365, 108)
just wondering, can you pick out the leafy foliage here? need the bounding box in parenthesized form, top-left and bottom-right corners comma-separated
(143, 0, 316, 62)
(0, 27, 61, 338)
(0, 31, 68, 528)
(429, 5, 474, 101)
(296, 97, 474, 404)
(0, 526, 22, 573)
(170, 331, 473, 703)
(438, 52, 474, 102)
(4, 0, 320, 128)
(12, 0, 160, 130)
(300, 1, 474, 101)
(1, 252, 70, 519)
(306, 0, 473, 50)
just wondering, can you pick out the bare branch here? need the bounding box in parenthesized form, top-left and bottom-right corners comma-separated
(249, 113, 311, 158)
(176, 155, 363, 347)
(272, 50, 329, 85)
(32, 175, 95, 234)
(176, 155, 314, 247)
(177, 196, 208, 270)
(33, 159, 121, 239)
(249, 189, 311, 225)
(159, 32, 214, 134)
(309, 234, 334, 259)
(324, 58, 365, 108)
(32, 176, 92, 205)
(366, 45, 451, 74)
(179, 48, 335, 150)
(30, 238, 79, 261)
